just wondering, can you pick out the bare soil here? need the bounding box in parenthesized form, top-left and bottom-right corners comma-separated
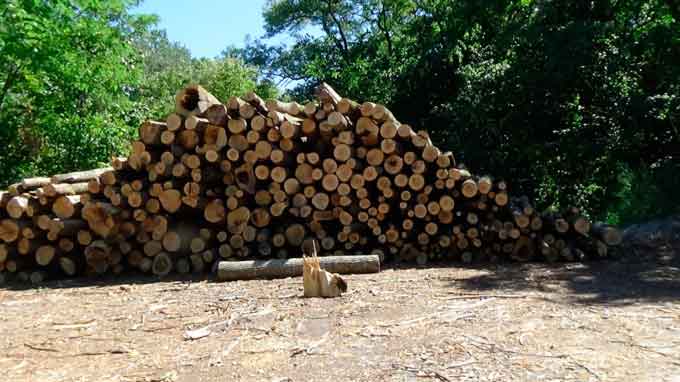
(1, 258, 680, 382)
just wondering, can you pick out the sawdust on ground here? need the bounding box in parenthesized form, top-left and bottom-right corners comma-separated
(1, 259, 679, 382)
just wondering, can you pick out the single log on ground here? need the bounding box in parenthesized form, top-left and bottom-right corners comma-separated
(216, 254, 380, 281)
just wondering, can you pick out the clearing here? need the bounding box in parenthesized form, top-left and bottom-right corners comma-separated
(1, 258, 679, 382)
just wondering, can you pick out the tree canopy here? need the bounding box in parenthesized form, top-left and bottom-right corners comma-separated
(240, 0, 680, 224)
(0, 0, 275, 188)
(1, 0, 678, 225)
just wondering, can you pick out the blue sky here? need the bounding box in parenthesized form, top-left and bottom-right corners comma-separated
(133, 0, 281, 58)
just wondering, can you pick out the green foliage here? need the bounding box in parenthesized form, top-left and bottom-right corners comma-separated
(2, 0, 677, 226)
(607, 161, 680, 226)
(0, 0, 277, 188)
(0, 0, 148, 186)
(246, 0, 680, 223)
(131, 30, 278, 120)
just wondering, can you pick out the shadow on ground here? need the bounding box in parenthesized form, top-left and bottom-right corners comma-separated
(441, 218, 680, 305)
(8, 254, 678, 306)
(0, 272, 212, 292)
(441, 256, 680, 305)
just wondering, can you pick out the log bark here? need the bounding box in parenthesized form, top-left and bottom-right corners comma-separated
(13, 177, 52, 193)
(266, 99, 303, 116)
(175, 84, 221, 116)
(51, 167, 113, 184)
(204, 104, 228, 126)
(217, 254, 380, 281)
(316, 82, 342, 106)
(139, 121, 166, 145)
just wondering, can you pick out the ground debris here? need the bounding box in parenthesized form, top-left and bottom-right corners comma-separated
(2, 264, 679, 381)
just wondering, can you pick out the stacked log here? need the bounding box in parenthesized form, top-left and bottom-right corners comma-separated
(0, 84, 622, 282)
(0, 169, 110, 282)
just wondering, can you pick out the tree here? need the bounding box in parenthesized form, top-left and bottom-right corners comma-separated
(0, 0, 279, 187)
(0, 0, 152, 186)
(131, 30, 278, 120)
(251, 0, 680, 223)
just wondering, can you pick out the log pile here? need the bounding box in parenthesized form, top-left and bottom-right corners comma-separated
(0, 83, 622, 283)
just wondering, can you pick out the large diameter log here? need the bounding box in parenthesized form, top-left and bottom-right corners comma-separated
(52, 195, 81, 219)
(285, 224, 306, 247)
(337, 97, 358, 114)
(216, 254, 380, 281)
(175, 84, 221, 116)
(570, 215, 592, 236)
(205, 104, 228, 126)
(139, 120, 166, 145)
(235, 164, 256, 194)
(159, 190, 182, 213)
(461, 179, 478, 198)
(84, 240, 111, 274)
(77, 229, 92, 246)
(0, 244, 11, 262)
(59, 256, 79, 276)
(0, 219, 21, 242)
(554, 217, 570, 233)
(316, 82, 342, 105)
(81, 202, 119, 237)
(166, 113, 183, 131)
(6, 196, 30, 218)
(227, 207, 251, 234)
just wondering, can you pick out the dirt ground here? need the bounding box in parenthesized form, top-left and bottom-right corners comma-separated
(1, 257, 680, 382)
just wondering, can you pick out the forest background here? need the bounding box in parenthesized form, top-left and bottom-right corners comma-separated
(1, 0, 678, 225)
